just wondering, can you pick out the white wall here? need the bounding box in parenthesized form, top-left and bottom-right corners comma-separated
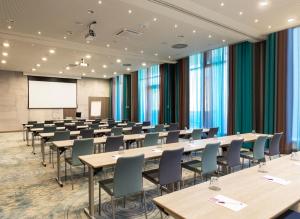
(0, 70, 110, 132)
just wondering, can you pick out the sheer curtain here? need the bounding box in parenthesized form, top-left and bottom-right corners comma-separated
(189, 47, 228, 135)
(113, 75, 123, 121)
(138, 64, 160, 125)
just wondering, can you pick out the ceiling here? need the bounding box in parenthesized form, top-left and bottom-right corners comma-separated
(0, 0, 299, 79)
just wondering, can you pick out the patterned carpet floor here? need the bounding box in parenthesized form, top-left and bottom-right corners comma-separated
(0, 132, 199, 219)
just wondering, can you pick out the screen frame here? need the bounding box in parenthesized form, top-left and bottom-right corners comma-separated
(27, 76, 78, 109)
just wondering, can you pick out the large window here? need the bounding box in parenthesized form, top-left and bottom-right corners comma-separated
(189, 47, 228, 135)
(138, 64, 160, 125)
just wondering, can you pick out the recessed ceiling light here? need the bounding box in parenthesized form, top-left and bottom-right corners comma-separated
(142, 62, 147, 66)
(82, 73, 86, 76)
(1, 60, 7, 64)
(106, 44, 110, 48)
(87, 9, 94, 14)
(66, 66, 70, 70)
(268, 25, 272, 29)
(288, 18, 295, 23)
(222, 39, 226, 42)
(63, 36, 67, 40)
(128, 9, 132, 14)
(41, 57, 47, 61)
(239, 11, 243, 15)
(3, 42, 10, 48)
(208, 34, 212, 38)
(98, 0, 102, 4)
(113, 72, 117, 75)
(32, 68, 36, 72)
(174, 24, 178, 28)
(259, 1, 269, 7)
(38, 31, 42, 35)
(7, 25, 12, 29)
(126, 67, 131, 71)
(91, 69, 95, 73)
(220, 2, 224, 6)
(75, 61, 80, 65)
(153, 17, 158, 22)
(49, 49, 55, 54)
(116, 59, 122, 63)
(254, 19, 259, 23)
(168, 56, 171, 59)
(140, 50, 144, 54)
(103, 75, 107, 78)
(192, 30, 196, 33)
(85, 54, 91, 59)
(154, 53, 158, 56)
(124, 47, 128, 51)
(2, 52, 8, 57)
(59, 71, 63, 74)
(102, 64, 107, 68)
(36, 64, 41, 67)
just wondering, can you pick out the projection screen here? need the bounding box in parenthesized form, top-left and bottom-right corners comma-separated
(28, 78, 77, 108)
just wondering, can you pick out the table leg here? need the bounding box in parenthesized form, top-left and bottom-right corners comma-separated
(41, 138, 46, 167)
(55, 148, 63, 187)
(26, 128, 29, 146)
(23, 126, 25, 141)
(32, 132, 36, 154)
(84, 166, 95, 219)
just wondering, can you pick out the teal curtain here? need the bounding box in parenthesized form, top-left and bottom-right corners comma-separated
(122, 75, 131, 121)
(113, 75, 123, 121)
(138, 65, 160, 125)
(264, 33, 277, 134)
(234, 42, 254, 134)
(109, 78, 113, 118)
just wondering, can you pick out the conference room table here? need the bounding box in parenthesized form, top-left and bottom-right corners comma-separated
(51, 129, 197, 187)
(78, 133, 271, 219)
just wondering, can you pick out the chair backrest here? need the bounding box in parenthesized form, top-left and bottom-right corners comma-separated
(207, 127, 219, 138)
(142, 121, 151, 126)
(45, 120, 53, 124)
(43, 126, 56, 133)
(105, 136, 124, 152)
(92, 120, 100, 124)
(71, 138, 94, 166)
(226, 139, 243, 168)
(65, 125, 77, 131)
(127, 122, 136, 127)
(192, 129, 203, 140)
(168, 123, 179, 131)
(154, 124, 164, 132)
(131, 125, 142, 134)
(52, 130, 70, 141)
(159, 148, 184, 185)
(113, 154, 145, 197)
(201, 143, 220, 175)
(111, 127, 123, 136)
(108, 122, 117, 128)
(64, 119, 72, 123)
(75, 121, 84, 126)
(28, 121, 37, 125)
(269, 132, 283, 156)
(143, 133, 159, 147)
(55, 122, 64, 127)
(33, 123, 44, 128)
(166, 130, 180, 144)
(80, 129, 94, 138)
(253, 136, 268, 161)
(89, 123, 99, 129)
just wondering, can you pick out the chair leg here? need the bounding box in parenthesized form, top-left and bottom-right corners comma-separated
(83, 164, 86, 176)
(142, 191, 148, 219)
(123, 197, 126, 208)
(193, 172, 196, 185)
(111, 196, 116, 219)
(98, 186, 101, 215)
(70, 165, 74, 190)
(64, 154, 67, 181)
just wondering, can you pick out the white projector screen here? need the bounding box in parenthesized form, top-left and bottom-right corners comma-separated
(28, 80, 77, 108)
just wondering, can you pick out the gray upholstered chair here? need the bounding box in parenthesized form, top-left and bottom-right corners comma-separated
(45, 120, 53, 124)
(166, 130, 180, 144)
(49, 130, 71, 166)
(33, 123, 44, 128)
(143, 148, 184, 194)
(111, 127, 123, 136)
(191, 129, 203, 140)
(80, 129, 94, 138)
(142, 121, 151, 126)
(182, 142, 220, 184)
(98, 154, 147, 218)
(75, 121, 84, 126)
(64, 119, 72, 123)
(240, 136, 267, 167)
(43, 126, 56, 133)
(28, 121, 37, 125)
(131, 125, 142, 134)
(205, 127, 219, 138)
(65, 125, 77, 131)
(89, 123, 99, 129)
(65, 138, 94, 189)
(217, 139, 243, 174)
(265, 132, 283, 159)
(105, 136, 124, 152)
(143, 133, 159, 147)
(55, 122, 64, 127)
(153, 124, 164, 132)
(127, 121, 136, 127)
(168, 123, 179, 131)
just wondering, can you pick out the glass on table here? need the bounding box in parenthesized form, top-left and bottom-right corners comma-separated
(209, 176, 221, 191)
(258, 161, 267, 173)
(118, 146, 124, 154)
(77, 135, 82, 140)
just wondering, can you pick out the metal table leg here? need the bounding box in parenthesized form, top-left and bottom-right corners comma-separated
(26, 128, 29, 146)
(32, 132, 36, 154)
(55, 147, 63, 187)
(41, 137, 46, 167)
(84, 166, 95, 219)
(23, 125, 25, 141)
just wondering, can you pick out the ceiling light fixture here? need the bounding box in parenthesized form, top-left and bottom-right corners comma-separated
(41, 57, 47, 61)
(2, 52, 8, 57)
(116, 59, 122, 63)
(59, 71, 63, 74)
(126, 67, 131, 71)
(254, 19, 259, 23)
(174, 24, 178, 28)
(193, 30, 196, 33)
(82, 73, 86, 76)
(222, 39, 226, 42)
(75, 61, 80, 65)
(3, 42, 10, 48)
(153, 17, 158, 22)
(208, 34, 212, 38)
(38, 31, 42, 35)
(168, 56, 171, 59)
(140, 50, 144, 54)
(124, 47, 128, 51)
(98, 0, 102, 4)
(220, 2, 224, 6)
(128, 9, 132, 14)
(63, 36, 67, 39)
(259, 1, 269, 7)
(49, 49, 55, 54)
(85, 54, 91, 59)
(142, 62, 147, 66)
(66, 66, 70, 70)
(106, 44, 110, 48)
(154, 53, 158, 56)
(103, 75, 107, 78)
(36, 64, 41, 67)
(8, 25, 12, 29)
(239, 11, 243, 15)
(91, 69, 95, 73)
(32, 68, 36, 71)
(102, 64, 107, 68)
(1, 60, 7, 64)
(113, 72, 117, 75)
(288, 18, 295, 23)
(268, 25, 272, 29)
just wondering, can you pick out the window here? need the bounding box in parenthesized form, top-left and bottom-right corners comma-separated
(138, 64, 160, 125)
(189, 47, 228, 135)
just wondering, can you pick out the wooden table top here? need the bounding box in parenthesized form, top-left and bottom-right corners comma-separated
(78, 133, 270, 169)
(153, 153, 300, 219)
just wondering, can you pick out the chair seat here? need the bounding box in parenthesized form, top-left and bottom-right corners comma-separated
(99, 178, 114, 196)
(277, 210, 300, 219)
(240, 151, 254, 160)
(182, 159, 202, 173)
(142, 169, 159, 185)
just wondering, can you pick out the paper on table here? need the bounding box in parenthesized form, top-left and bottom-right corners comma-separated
(152, 149, 162, 153)
(263, 175, 290, 185)
(293, 162, 300, 166)
(188, 143, 197, 148)
(211, 195, 247, 212)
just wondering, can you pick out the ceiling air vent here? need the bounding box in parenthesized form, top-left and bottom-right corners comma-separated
(115, 28, 142, 38)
